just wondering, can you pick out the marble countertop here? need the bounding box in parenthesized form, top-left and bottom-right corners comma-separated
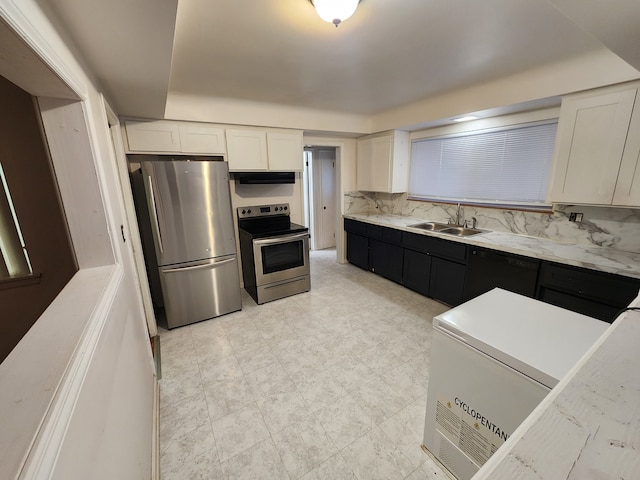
(471, 293, 640, 479)
(344, 213, 640, 280)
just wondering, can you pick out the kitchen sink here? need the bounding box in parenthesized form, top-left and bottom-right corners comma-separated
(408, 222, 451, 231)
(438, 226, 486, 237)
(408, 222, 486, 237)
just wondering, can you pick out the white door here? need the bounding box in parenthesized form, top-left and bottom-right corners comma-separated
(311, 147, 336, 250)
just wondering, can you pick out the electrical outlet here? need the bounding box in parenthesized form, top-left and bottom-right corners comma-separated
(569, 212, 583, 223)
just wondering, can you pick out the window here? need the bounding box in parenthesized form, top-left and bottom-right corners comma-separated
(408, 121, 558, 210)
(0, 161, 32, 280)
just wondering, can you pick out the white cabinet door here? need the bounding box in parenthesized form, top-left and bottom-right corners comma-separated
(125, 120, 180, 152)
(226, 129, 268, 171)
(179, 124, 226, 154)
(356, 130, 409, 193)
(613, 97, 640, 206)
(267, 131, 303, 171)
(370, 135, 392, 192)
(548, 88, 637, 204)
(356, 137, 373, 191)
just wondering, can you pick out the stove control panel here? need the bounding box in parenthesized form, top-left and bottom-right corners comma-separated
(237, 203, 289, 219)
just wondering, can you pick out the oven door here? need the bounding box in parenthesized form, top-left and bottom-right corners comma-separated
(253, 231, 310, 286)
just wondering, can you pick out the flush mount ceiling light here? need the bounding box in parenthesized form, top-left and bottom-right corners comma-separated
(310, 0, 360, 27)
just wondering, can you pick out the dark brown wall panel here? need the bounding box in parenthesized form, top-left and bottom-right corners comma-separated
(0, 75, 77, 363)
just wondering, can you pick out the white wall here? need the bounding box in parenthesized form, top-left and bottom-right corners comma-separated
(370, 48, 640, 133)
(0, 1, 156, 479)
(165, 92, 370, 134)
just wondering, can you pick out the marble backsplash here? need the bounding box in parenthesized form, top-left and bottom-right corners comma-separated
(344, 192, 640, 254)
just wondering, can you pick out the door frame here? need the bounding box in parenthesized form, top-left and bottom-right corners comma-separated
(306, 146, 337, 251)
(104, 100, 158, 336)
(302, 137, 350, 262)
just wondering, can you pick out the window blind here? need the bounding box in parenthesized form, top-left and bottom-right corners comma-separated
(409, 121, 558, 209)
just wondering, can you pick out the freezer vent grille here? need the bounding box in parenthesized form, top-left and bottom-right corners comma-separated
(434, 429, 480, 480)
(437, 432, 459, 475)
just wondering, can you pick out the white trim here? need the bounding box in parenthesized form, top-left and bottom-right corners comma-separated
(303, 136, 353, 264)
(151, 378, 160, 480)
(0, 0, 86, 100)
(0, 266, 116, 480)
(18, 266, 123, 479)
(103, 96, 158, 337)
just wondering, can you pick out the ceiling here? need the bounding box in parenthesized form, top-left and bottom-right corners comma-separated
(39, 0, 640, 123)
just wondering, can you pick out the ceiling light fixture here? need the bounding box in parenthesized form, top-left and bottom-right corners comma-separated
(310, 0, 360, 27)
(453, 115, 479, 122)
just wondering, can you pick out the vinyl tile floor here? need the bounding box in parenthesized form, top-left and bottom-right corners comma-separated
(159, 248, 452, 480)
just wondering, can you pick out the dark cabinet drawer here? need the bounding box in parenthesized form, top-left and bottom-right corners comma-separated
(538, 287, 621, 323)
(402, 231, 437, 253)
(401, 231, 467, 262)
(344, 218, 367, 236)
(538, 262, 639, 307)
(430, 238, 468, 263)
(367, 224, 402, 244)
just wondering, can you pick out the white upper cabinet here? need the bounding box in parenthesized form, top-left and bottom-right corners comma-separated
(357, 130, 409, 193)
(226, 128, 303, 172)
(178, 124, 226, 154)
(267, 131, 304, 171)
(548, 83, 640, 206)
(612, 96, 640, 206)
(125, 120, 181, 152)
(225, 129, 268, 171)
(124, 119, 226, 155)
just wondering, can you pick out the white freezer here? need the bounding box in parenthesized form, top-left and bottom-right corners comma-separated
(423, 288, 608, 480)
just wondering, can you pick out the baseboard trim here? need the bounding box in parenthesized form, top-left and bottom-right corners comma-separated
(151, 376, 160, 480)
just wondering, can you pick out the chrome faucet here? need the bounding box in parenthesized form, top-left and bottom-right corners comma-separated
(454, 203, 462, 226)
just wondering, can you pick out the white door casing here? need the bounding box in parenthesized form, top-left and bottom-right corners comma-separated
(313, 147, 337, 250)
(104, 99, 158, 337)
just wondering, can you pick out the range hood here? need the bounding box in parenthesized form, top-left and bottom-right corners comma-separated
(234, 172, 295, 184)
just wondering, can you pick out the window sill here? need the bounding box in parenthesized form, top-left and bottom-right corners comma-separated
(0, 273, 42, 291)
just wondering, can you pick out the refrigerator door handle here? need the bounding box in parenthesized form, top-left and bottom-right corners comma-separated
(162, 257, 236, 274)
(147, 174, 164, 254)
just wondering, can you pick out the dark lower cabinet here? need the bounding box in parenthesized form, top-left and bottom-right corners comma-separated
(537, 287, 622, 323)
(346, 232, 368, 270)
(536, 261, 640, 323)
(430, 257, 466, 307)
(369, 239, 404, 284)
(402, 249, 431, 296)
(345, 219, 639, 317)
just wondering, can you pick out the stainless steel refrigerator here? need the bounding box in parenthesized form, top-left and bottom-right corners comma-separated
(140, 157, 241, 328)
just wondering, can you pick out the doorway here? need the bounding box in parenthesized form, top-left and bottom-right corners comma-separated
(304, 146, 337, 251)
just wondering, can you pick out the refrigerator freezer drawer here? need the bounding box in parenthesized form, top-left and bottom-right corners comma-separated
(159, 255, 241, 329)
